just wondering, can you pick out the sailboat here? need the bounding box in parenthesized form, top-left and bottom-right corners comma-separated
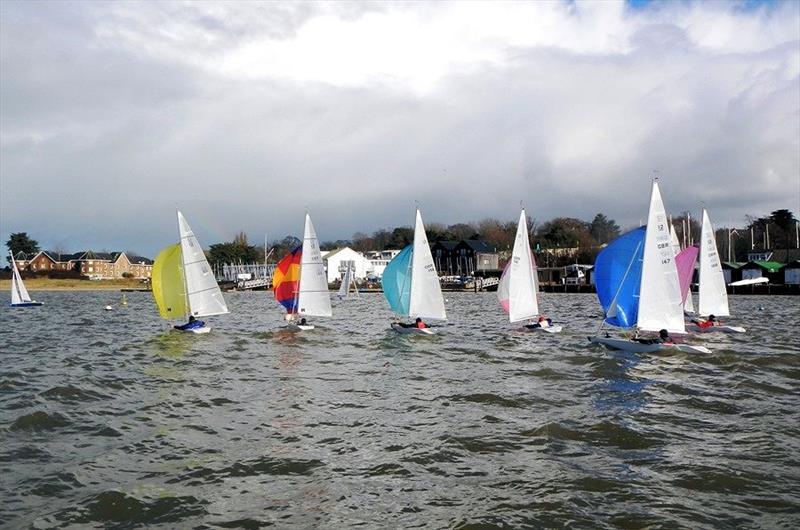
(9, 252, 43, 307)
(589, 181, 711, 354)
(337, 262, 359, 299)
(382, 208, 446, 334)
(497, 208, 561, 333)
(151, 211, 229, 333)
(670, 224, 698, 314)
(686, 209, 745, 333)
(272, 213, 331, 330)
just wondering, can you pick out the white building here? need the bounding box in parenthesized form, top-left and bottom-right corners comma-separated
(323, 247, 372, 283)
(365, 250, 401, 280)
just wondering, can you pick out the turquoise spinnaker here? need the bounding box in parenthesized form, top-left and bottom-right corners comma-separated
(381, 245, 413, 316)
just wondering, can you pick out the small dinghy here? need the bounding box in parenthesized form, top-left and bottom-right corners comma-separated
(272, 212, 332, 331)
(9, 252, 43, 307)
(686, 323, 746, 334)
(523, 324, 563, 334)
(498, 207, 562, 334)
(588, 180, 712, 354)
(382, 208, 446, 334)
(151, 210, 229, 333)
(391, 323, 436, 335)
(688, 208, 747, 334)
(337, 263, 359, 300)
(589, 335, 711, 354)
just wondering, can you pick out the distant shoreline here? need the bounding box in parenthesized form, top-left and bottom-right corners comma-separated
(0, 278, 147, 291)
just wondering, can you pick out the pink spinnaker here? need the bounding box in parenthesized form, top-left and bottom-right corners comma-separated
(675, 246, 699, 305)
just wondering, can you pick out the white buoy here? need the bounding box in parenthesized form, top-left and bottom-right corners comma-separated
(104, 305, 113, 311)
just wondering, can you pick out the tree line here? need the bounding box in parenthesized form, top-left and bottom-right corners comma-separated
(8, 208, 795, 270)
(206, 213, 623, 268)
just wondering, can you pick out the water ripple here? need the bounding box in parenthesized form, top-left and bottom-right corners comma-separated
(0, 291, 798, 528)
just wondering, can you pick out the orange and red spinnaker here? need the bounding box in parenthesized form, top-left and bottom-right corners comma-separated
(273, 246, 302, 313)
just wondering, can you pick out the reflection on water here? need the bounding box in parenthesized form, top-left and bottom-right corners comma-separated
(1, 290, 799, 528)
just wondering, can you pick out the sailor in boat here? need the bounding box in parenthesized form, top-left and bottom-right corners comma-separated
(395, 317, 428, 330)
(299, 317, 308, 326)
(174, 315, 205, 331)
(632, 329, 674, 345)
(524, 315, 553, 330)
(691, 314, 717, 329)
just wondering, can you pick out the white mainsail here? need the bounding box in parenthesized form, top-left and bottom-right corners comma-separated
(338, 263, 351, 298)
(177, 211, 229, 318)
(409, 209, 446, 320)
(637, 182, 686, 334)
(698, 209, 730, 317)
(10, 252, 32, 304)
(505, 209, 539, 322)
(338, 263, 358, 299)
(671, 224, 695, 313)
(297, 213, 332, 317)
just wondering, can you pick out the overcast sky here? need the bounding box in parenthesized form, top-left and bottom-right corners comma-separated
(1, 0, 798, 256)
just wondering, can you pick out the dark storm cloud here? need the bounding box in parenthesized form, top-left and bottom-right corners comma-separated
(1, 1, 798, 256)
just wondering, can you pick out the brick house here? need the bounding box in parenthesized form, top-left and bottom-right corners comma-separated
(20, 250, 152, 279)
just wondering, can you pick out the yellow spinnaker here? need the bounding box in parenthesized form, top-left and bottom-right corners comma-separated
(152, 243, 187, 319)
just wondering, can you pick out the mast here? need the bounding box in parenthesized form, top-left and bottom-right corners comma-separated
(177, 210, 190, 319)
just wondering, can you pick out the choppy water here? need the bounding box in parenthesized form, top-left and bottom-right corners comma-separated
(1, 291, 799, 529)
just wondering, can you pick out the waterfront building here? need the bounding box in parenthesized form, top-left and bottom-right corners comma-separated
(323, 247, 371, 283)
(20, 250, 153, 279)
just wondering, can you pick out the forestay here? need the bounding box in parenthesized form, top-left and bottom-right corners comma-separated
(177, 211, 229, 318)
(637, 182, 686, 334)
(698, 209, 730, 317)
(297, 213, 332, 317)
(409, 209, 446, 320)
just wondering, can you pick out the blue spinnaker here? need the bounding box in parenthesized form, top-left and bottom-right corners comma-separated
(594, 227, 645, 328)
(382, 245, 413, 316)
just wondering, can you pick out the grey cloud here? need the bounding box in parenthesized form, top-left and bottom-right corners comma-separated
(1, 1, 798, 257)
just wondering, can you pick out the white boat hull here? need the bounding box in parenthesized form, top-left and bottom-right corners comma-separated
(521, 325, 563, 334)
(391, 323, 435, 335)
(287, 323, 315, 331)
(589, 335, 711, 354)
(10, 301, 43, 307)
(686, 324, 746, 334)
(186, 326, 211, 334)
